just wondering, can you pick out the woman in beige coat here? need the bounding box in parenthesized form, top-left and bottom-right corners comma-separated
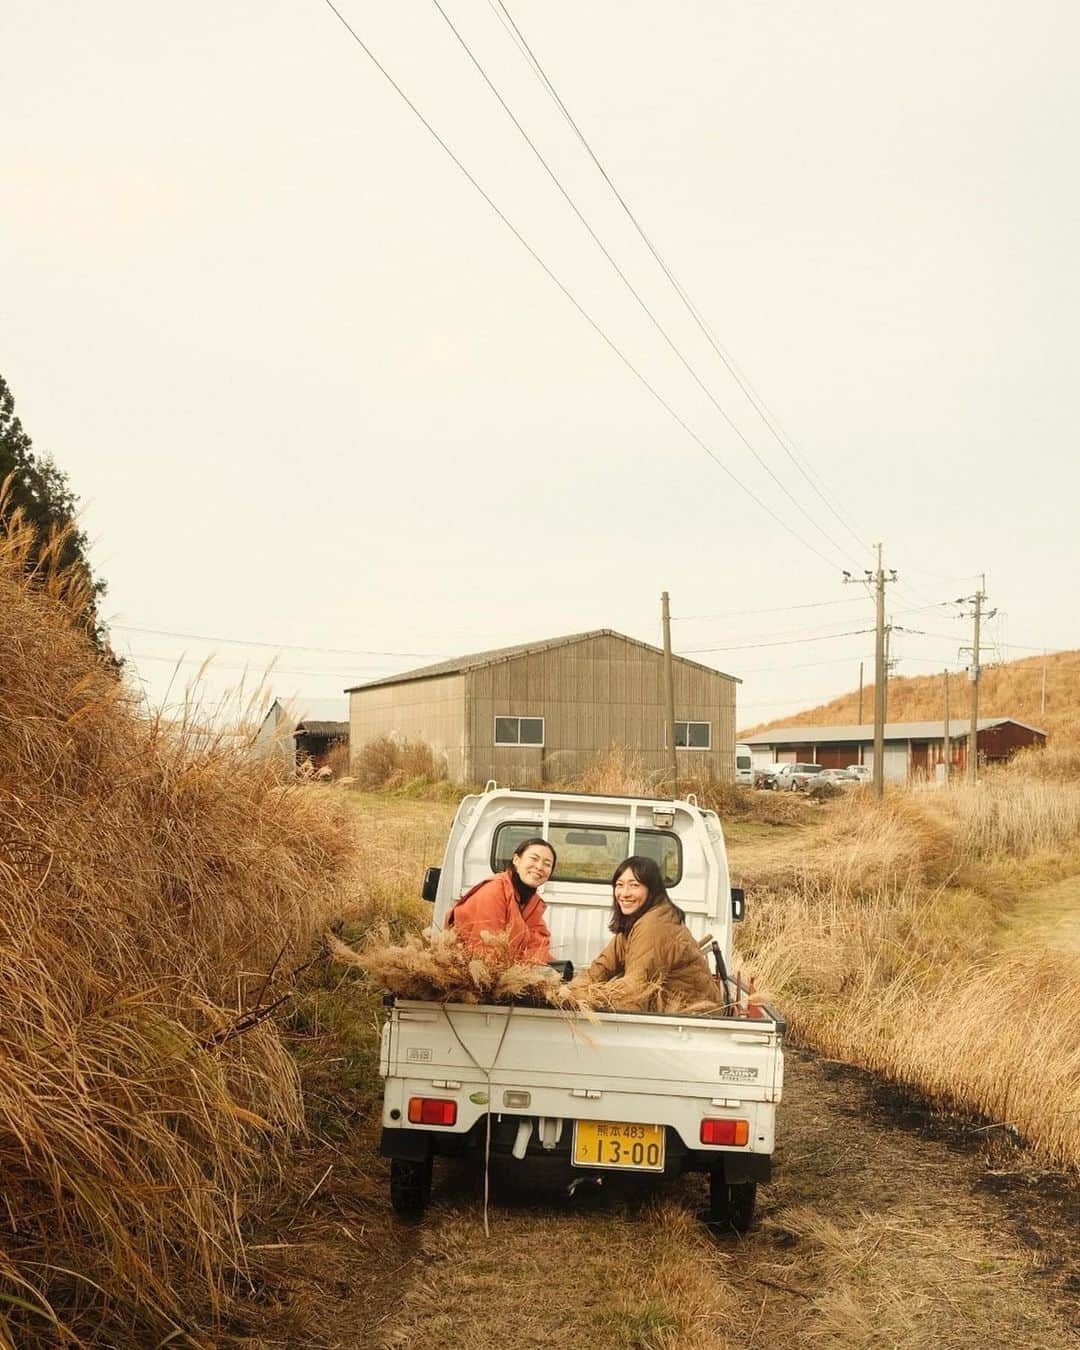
(585, 855, 720, 1010)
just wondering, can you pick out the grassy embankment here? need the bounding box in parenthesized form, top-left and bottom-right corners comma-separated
(0, 514, 362, 1348)
(732, 765, 1080, 1173)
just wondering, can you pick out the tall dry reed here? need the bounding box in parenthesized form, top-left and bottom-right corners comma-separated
(0, 514, 360, 1346)
(737, 782, 1080, 1172)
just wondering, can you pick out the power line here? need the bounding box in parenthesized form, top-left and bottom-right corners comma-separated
(488, 0, 873, 560)
(673, 596, 866, 621)
(734, 653, 877, 675)
(112, 623, 440, 659)
(431, 0, 860, 571)
(124, 650, 389, 680)
(317, 0, 848, 572)
(680, 626, 874, 655)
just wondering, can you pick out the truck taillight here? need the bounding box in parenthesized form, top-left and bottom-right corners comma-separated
(408, 1097, 458, 1126)
(700, 1117, 749, 1146)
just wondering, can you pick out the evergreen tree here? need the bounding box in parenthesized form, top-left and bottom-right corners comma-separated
(0, 373, 112, 655)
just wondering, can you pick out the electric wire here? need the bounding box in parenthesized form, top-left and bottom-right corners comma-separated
(317, 0, 849, 572)
(673, 597, 865, 621)
(680, 626, 874, 654)
(488, 0, 874, 559)
(126, 650, 394, 679)
(431, 0, 860, 571)
(113, 622, 441, 659)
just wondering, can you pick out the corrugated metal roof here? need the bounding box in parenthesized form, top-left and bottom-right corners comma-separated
(294, 720, 348, 738)
(347, 629, 738, 692)
(740, 717, 1046, 745)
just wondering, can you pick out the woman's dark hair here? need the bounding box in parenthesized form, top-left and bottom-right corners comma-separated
(508, 836, 557, 870)
(607, 855, 685, 933)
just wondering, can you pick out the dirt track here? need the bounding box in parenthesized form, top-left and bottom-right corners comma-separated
(224, 799, 1078, 1348)
(336, 1047, 1077, 1349)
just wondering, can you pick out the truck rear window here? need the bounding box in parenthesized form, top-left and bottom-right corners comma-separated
(492, 822, 682, 887)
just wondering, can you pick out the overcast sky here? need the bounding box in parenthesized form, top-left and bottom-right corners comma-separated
(5, 1, 1077, 728)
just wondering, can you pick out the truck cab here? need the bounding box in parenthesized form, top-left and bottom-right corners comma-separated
(425, 786, 735, 971)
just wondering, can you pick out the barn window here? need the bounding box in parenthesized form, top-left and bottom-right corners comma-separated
(675, 720, 711, 749)
(494, 715, 544, 747)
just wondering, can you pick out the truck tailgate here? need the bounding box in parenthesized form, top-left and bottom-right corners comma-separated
(384, 999, 783, 1102)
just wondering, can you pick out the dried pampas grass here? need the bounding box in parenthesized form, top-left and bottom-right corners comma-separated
(329, 926, 723, 1016)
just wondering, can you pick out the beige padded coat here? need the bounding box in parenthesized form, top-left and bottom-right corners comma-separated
(586, 897, 721, 1010)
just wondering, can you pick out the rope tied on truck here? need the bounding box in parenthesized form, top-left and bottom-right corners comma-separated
(441, 1002, 515, 1237)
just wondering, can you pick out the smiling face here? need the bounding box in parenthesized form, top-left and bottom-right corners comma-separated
(511, 843, 555, 888)
(613, 866, 650, 917)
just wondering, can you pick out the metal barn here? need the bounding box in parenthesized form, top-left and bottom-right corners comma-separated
(347, 629, 739, 786)
(741, 717, 1046, 781)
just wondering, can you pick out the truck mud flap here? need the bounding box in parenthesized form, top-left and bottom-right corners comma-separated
(380, 1126, 475, 1160)
(717, 1152, 771, 1184)
(379, 1128, 431, 1162)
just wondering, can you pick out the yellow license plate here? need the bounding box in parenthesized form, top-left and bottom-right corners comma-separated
(571, 1120, 665, 1172)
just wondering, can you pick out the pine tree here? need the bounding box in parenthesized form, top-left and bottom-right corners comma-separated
(0, 373, 112, 656)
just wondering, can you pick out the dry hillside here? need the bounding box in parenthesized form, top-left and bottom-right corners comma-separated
(741, 648, 1080, 744)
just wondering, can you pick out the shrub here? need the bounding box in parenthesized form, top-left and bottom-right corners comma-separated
(573, 743, 663, 796)
(351, 735, 447, 791)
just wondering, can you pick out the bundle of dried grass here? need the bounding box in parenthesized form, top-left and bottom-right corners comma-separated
(331, 926, 722, 1016)
(330, 925, 578, 1009)
(0, 512, 360, 1346)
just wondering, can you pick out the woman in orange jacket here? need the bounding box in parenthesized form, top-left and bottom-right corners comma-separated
(446, 836, 555, 962)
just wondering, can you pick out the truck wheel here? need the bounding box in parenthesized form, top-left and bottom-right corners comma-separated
(708, 1174, 756, 1232)
(390, 1156, 432, 1218)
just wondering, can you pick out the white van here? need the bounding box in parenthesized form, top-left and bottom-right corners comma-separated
(734, 743, 754, 787)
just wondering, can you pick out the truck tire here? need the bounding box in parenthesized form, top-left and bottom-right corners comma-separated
(708, 1174, 756, 1232)
(390, 1156, 432, 1218)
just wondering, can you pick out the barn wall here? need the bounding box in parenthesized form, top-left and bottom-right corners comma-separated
(250, 704, 296, 778)
(348, 673, 466, 780)
(464, 633, 737, 786)
(978, 722, 1045, 762)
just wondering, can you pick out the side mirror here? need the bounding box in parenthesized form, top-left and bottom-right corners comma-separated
(421, 866, 441, 902)
(731, 887, 746, 921)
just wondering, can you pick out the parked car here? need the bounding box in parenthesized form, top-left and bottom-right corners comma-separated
(773, 763, 826, 791)
(844, 765, 872, 783)
(734, 743, 754, 787)
(753, 764, 784, 790)
(818, 767, 856, 786)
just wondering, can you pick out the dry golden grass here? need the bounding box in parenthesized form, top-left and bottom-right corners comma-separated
(570, 745, 815, 829)
(762, 1204, 1074, 1348)
(572, 742, 665, 795)
(381, 1200, 740, 1350)
(333, 924, 722, 1015)
(0, 514, 361, 1345)
(734, 779, 1080, 1173)
(351, 733, 447, 791)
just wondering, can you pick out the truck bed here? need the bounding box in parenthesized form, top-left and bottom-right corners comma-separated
(380, 997, 784, 1164)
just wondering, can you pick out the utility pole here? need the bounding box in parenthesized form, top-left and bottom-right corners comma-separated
(858, 661, 864, 725)
(957, 577, 996, 784)
(844, 545, 896, 799)
(942, 670, 951, 781)
(883, 621, 893, 724)
(661, 591, 678, 798)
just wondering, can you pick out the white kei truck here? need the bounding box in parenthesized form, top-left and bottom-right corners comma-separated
(378, 787, 785, 1229)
